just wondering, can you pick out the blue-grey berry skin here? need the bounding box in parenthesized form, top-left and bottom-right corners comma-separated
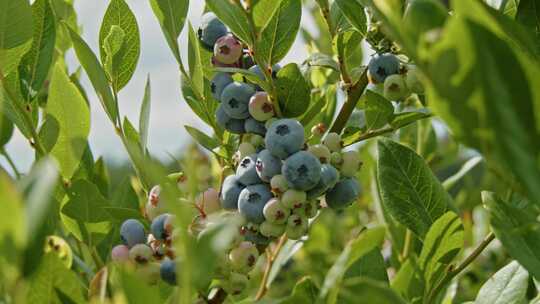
(244, 117, 266, 136)
(282, 151, 322, 191)
(221, 82, 256, 119)
(236, 154, 262, 185)
(120, 219, 146, 248)
(160, 259, 177, 285)
(265, 119, 305, 159)
(221, 175, 245, 210)
(256, 149, 282, 183)
(197, 12, 228, 51)
(211, 72, 233, 101)
(307, 164, 340, 199)
(238, 184, 273, 224)
(151, 214, 169, 240)
(248, 64, 282, 81)
(216, 104, 246, 134)
(325, 178, 361, 210)
(367, 53, 400, 83)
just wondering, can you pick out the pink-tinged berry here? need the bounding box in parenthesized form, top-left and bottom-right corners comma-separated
(263, 198, 288, 225)
(213, 34, 243, 64)
(248, 92, 275, 121)
(111, 244, 130, 263)
(211, 55, 241, 68)
(270, 174, 289, 195)
(196, 188, 221, 214)
(129, 244, 153, 264)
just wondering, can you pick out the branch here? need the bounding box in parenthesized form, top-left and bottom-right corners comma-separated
(255, 234, 287, 300)
(330, 69, 369, 134)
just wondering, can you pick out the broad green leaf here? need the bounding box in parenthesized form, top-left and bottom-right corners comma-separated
(402, 0, 448, 44)
(185, 125, 219, 152)
(98, 0, 140, 91)
(212, 67, 272, 92)
(256, 0, 301, 65)
(19, 0, 56, 94)
(363, 91, 394, 130)
(187, 22, 204, 96)
(42, 62, 90, 179)
(62, 180, 111, 223)
(281, 276, 319, 304)
(303, 53, 340, 71)
(0, 111, 14, 146)
(205, 0, 253, 45)
(119, 268, 161, 304)
(0, 40, 32, 76)
(337, 278, 407, 304)
(391, 259, 424, 302)
(0, 71, 34, 138)
(320, 226, 386, 301)
(275, 63, 311, 117)
(26, 253, 85, 304)
(377, 139, 451, 238)
(67, 26, 118, 122)
(335, 0, 367, 35)
(390, 110, 432, 129)
(102, 25, 125, 81)
(267, 239, 303, 288)
(149, 0, 189, 63)
(418, 212, 464, 295)
(334, 29, 364, 81)
(252, 0, 283, 31)
(0, 0, 33, 49)
(424, 4, 540, 206)
(344, 248, 389, 284)
(516, 0, 540, 55)
(0, 170, 25, 249)
(474, 261, 529, 304)
(139, 75, 151, 151)
(483, 191, 540, 279)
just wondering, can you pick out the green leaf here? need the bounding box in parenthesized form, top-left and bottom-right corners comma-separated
(102, 25, 125, 80)
(337, 278, 407, 304)
(66, 26, 118, 122)
(418, 211, 464, 295)
(187, 22, 204, 96)
(26, 253, 85, 304)
(0, 40, 32, 76)
(98, 0, 140, 91)
(334, 29, 364, 80)
(391, 259, 424, 302)
(275, 63, 311, 117)
(335, 0, 367, 35)
(0, 0, 33, 49)
(320, 226, 386, 301)
(424, 5, 540, 206)
(252, 0, 283, 31)
(41, 62, 90, 179)
(149, 0, 189, 64)
(280, 276, 319, 304)
(514, 0, 540, 55)
(363, 91, 394, 130)
(62, 180, 111, 223)
(185, 125, 219, 152)
(20, 0, 56, 94)
(0, 170, 25, 251)
(139, 75, 151, 151)
(0, 111, 14, 147)
(390, 110, 432, 129)
(205, 0, 253, 45)
(442, 156, 483, 190)
(119, 268, 161, 304)
(256, 0, 301, 65)
(303, 53, 340, 71)
(213, 67, 272, 92)
(344, 248, 389, 284)
(377, 139, 451, 238)
(474, 261, 529, 304)
(483, 191, 540, 279)
(0, 71, 34, 138)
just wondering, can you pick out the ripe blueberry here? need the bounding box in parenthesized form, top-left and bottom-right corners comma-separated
(367, 53, 400, 83)
(211, 72, 233, 101)
(307, 164, 340, 199)
(236, 154, 262, 185)
(151, 213, 170, 240)
(325, 178, 361, 209)
(220, 175, 245, 210)
(238, 184, 273, 224)
(160, 259, 177, 285)
(282, 151, 322, 191)
(221, 82, 256, 119)
(265, 119, 305, 159)
(120, 219, 146, 248)
(197, 12, 228, 50)
(216, 104, 246, 134)
(244, 117, 267, 136)
(256, 149, 282, 182)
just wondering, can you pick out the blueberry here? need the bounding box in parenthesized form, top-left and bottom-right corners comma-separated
(293, 200, 318, 219)
(216, 104, 246, 134)
(286, 214, 308, 240)
(129, 244, 153, 264)
(367, 53, 400, 83)
(214, 34, 243, 64)
(238, 142, 256, 159)
(325, 178, 361, 209)
(259, 221, 285, 238)
(383, 74, 409, 101)
(307, 144, 331, 163)
(160, 259, 177, 285)
(323, 132, 342, 152)
(340, 151, 362, 178)
(263, 198, 288, 224)
(111, 244, 130, 263)
(265, 119, 305, 159)
(151, 213, 170, 240)
(236, 154, 262, 185)
(270, 174, 288, 195)
(197, 12, 228, 50)
(248, 64, 282, 81)
(220, 175, 245, 210)
(244, 117, 267, 136)
(243, 229, 271, 245)
(310, 123, 326, 138)
(229, 241, 259, 273)
(249, 92, 274, 121)
(211, 72, 233, 101)
(282, 151, 322, 191)
(227, 272, 249, 295)
(196, 188, 221, 214)
(256, 149, 282, 182)
(281, 189, 307, 209)
(405, 65, 424, 94)
(250, 134, 264, 148)
(221, 82, 256, 119)
(238, 184, 273, 223)
(307, 164, 340, 199)
(120, 219, 146, 248)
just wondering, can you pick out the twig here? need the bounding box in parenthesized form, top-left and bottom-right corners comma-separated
(400, 229, 412, 262)
(255, 234, 287, 301)
(329, 69, 369, 134)
(425, 232, 495, 304)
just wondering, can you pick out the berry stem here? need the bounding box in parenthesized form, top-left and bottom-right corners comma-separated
(329, 69, 369, 134)
(255, 234, 287, 300)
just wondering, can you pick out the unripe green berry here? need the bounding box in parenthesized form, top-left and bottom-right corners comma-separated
(259, 221, 286, 238)
(129, 244, 153, 264)
(286, 214, 308, 240)
(135, 262, 161, 284)
(405, 65, 424, 94)
(340, 151, 362, 178)
(330, 152, 343, 167)
(383, 74, 409, 101)
(281, 189, 307, 209)
(308, 144, 331, 164)
(250, 134, 265, 148)
(263, 198, 288, 224)
(270, 174, 289, 195)
(229, 241, 259, 273)
(323, 132, 342, 152)
(310, 123, 326, 138)
(226, 272, 249, 295)
(265, 118, 278, 130)
(292, 200, 318, 219)
(238, 142, 256, 160)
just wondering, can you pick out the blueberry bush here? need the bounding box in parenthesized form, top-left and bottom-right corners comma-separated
(0, 0, 539, 303)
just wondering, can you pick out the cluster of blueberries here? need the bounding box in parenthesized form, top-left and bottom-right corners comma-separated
(366, 52, 424, 100)
(111, 186, 178, 285)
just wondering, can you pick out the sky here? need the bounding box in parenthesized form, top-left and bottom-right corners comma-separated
(1, 0, 373, 174)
